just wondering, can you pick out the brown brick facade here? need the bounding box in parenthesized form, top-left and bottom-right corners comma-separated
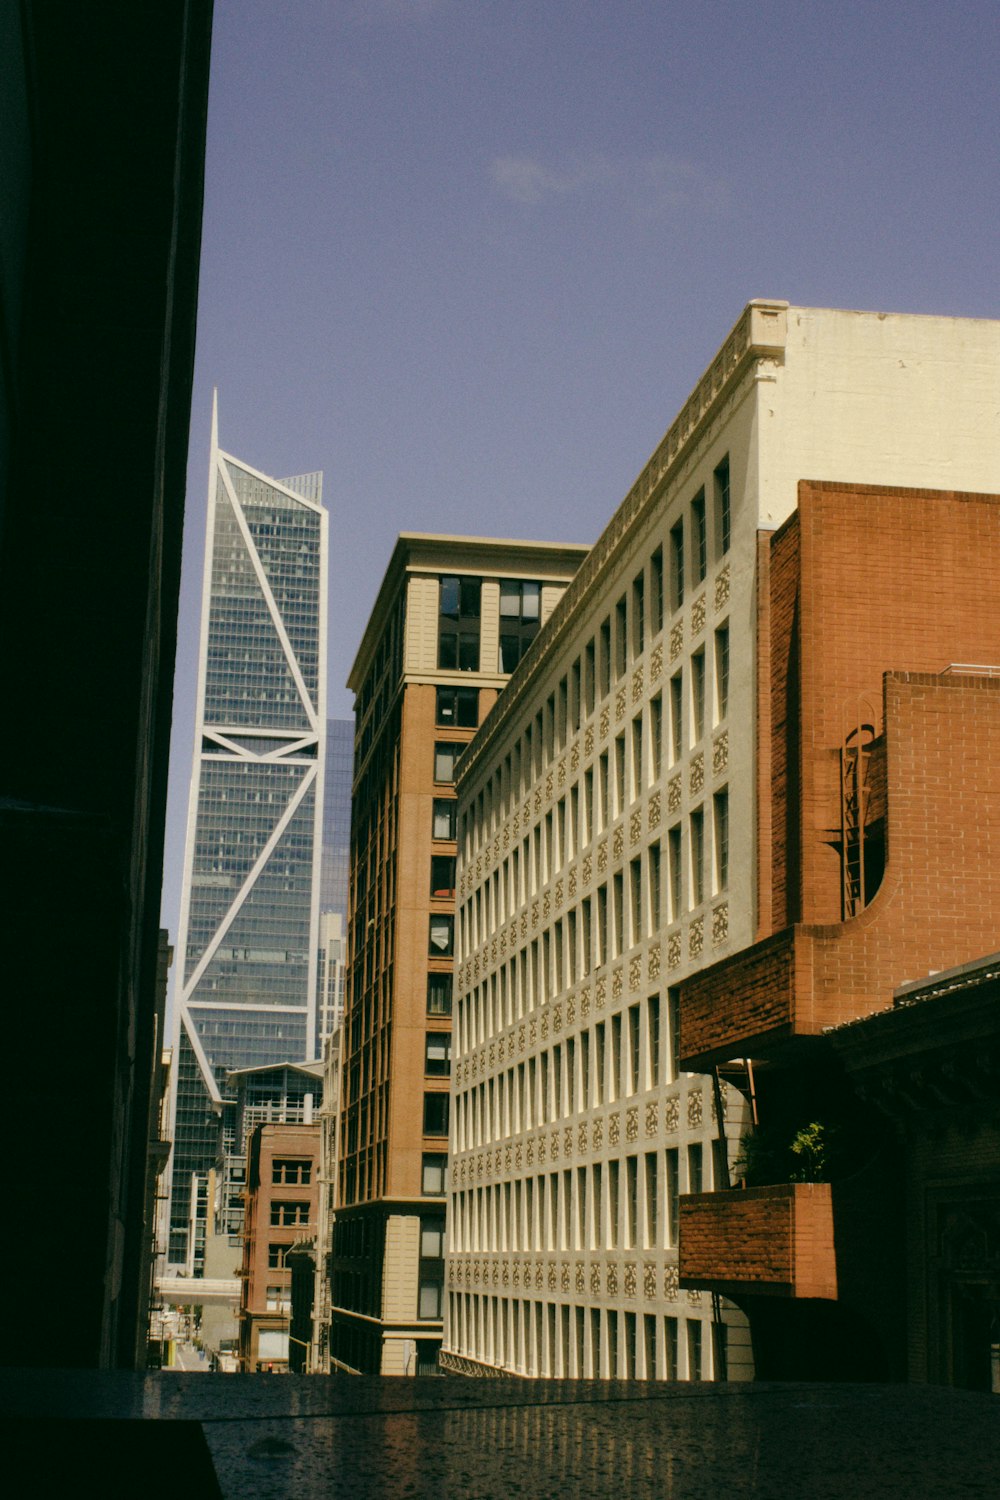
(680, 1185, 836, 1300)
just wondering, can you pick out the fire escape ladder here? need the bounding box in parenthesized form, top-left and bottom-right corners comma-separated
(841, 710, 876, 919)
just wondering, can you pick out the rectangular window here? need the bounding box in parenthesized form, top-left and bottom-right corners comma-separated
(628, 1002, 641, 1095)
(649, 695, 662, 782)
(714, 623, 730, 722)
(691, 489, 707, 584)
(498, 580, 541, 672)
(430, 855, 456, 898)
(584, 639, 596, 715)
(268, 1244, 291, 1269)
(629, 858, 642, 949)
(608, 1159, 620, 1248)
(614, 735, 625, 817)
(625, 1156, 638, 1249)
(665, 1316, 678, 1379)
(612, 872, 624, 960)
(690, 809, 705, 907)
(669, 672, 683, 762)
(271, 1159, 311, 1185)
(598, 752, 610, 830)
(632, 571, 645, 657)
(418, 1279, 443, 1320)
(630, 716, 642, 802)
(425, 1032, 452, 1076)
(432, 798, 457, 840)
(713, 788, 729, 893)
(691, 649, 706, 742)
(669, 520, 684, 613)
(687, 1141, 703, 1194)
(427, 972, 453, 1015)
(423, 1093, 450, 1136)
(687, 1320, 703, 1381)
(438, 575, 481, 671)
(650, 546, 664, 635)
(434, 742, 463, 783)
(265, 1285, 291, 1312)
(668, 825, 682, 921)
(647, 994, 660, 1088)
(599, 617, 611, 698)
(714, 454, 731, 556)
(429, 914, 454, 956)
(422, 1153, 448, 1194)
(270, 1201, 310, 1226)
(666, 1148, 680, 1247)
(614, 596, 627, 679)
(648, 843, 661, 934)
(644, 1152, 658, 1248)
(667, 989, 680, 1083)
(435, 685, 479, 727)
(420, 1215, 446, 1258)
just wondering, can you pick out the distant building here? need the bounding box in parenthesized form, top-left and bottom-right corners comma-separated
(317, 911, 348, 1043)
(167, 412, 327, 1271)
(239, 1121, 321, 1372)
(329, 534, 587, 1375)
(442, 303, 1000, 1380)
(321, 718, 354, 917)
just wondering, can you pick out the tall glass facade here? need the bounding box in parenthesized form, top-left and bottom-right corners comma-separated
(168, 420, 327, 1268)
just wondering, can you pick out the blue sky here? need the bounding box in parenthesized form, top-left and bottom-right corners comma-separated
(162, 0, 1000, 935)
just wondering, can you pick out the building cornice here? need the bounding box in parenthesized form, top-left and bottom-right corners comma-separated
(457, 299, 789, 790)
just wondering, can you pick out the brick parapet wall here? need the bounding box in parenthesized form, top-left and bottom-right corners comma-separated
(682, 673, 1000, 1067)
(679, 1184, 836, 1299)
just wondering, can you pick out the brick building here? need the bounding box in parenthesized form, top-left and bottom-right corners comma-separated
(328, 535, 586, 1374)
(238, 1121, 320, 1371)
(678, 481, 1000, 1383)
(442, 303, 1000, 1381)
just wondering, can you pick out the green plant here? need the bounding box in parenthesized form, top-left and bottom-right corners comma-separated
(788, 1121, 836, 1182)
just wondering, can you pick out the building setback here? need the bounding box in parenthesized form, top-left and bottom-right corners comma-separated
(442, 301, 1000, 1380)
(328, 534, 587, 1374)
(168, 409, 328, 1271)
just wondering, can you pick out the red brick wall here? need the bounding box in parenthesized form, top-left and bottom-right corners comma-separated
(680, 1184, 836, 1299)
(781, 483, 1000, 929)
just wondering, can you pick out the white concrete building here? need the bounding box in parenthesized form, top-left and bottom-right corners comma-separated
(441, 300, 1000, 1379)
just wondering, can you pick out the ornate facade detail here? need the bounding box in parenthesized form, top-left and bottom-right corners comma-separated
(607, 1264, 619, 1297)
(669, 621, 683, 661)
(612, 826, 624, 860)
(535, 1263, 543, 1291)
(568, 867, 577, 898)
(712, 902, 729, 945)
(645, 1100, 658, 1136)
(566, 995, 575, 1026)
(578, 1122, 588, 1154)
(648, 790, 661, 829)
(608, 1112, 621, 1147)
(537, 1135, 546, 1165)
(611, 968, 623, 1000)
(624, 1262, 637, 1297)
(542, 891, 550, 922)
(553, 1002, 562, 1034)
(595, 976, 606, 1007)
(714, 564, 730, 611)
(631, 665, 643, 704)
(650, 642, 663, 681)
(526, 1138, 534, 1167)
(570, 744, 580, 773)
(664, 1265, 679, 1300)
(581, 987, 591, 1018)
(593, 1117, 604, 1151)
(576, 1262, 586, 1294)
(629, 809, 642, 846)
(597, 841, 608, 873)
(615, 687, 627, 722)
(550, 1129, 559, 1160)
(548, 1262, 557, 1291)
(582, 854, 592, 885)
(590, 1264, 602, 1296)
(667, 773, 682, 813)
(599, 706, 610, 739)
(514, 1142, 522, 1170)
(689, 915, 704, 959)
(691, 593, 706, 635)
(687, 1288, 703, 1306)
(687, 1088, 704, 1127)
(529, 1017, 536, 1047)
(666, 932, 682, 969)
(625, 1106, 639, 1143)
(540, 1012, 548, 1041)
(557, 757, 566, 789)
(561, 1263, 571, 1293)
(534, 788, 542, 815)
(689, 752, 704, 796)
(712, 729, 728, 777)
(628, 955, 642, 990)
(643, 1262, 657, 1299)
(545, 772, 553, 801)
(564, 1126, 573, 1157)
(648, 944, 661, 981)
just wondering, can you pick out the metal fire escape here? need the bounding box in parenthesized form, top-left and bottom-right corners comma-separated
(840, 706, 877, 919)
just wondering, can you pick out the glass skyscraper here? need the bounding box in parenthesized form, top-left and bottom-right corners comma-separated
(167, 404, 327, 1268)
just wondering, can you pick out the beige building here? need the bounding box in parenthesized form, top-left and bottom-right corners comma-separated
(441, 300, 1000, 1379)
(329, 534, 587, 1374)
